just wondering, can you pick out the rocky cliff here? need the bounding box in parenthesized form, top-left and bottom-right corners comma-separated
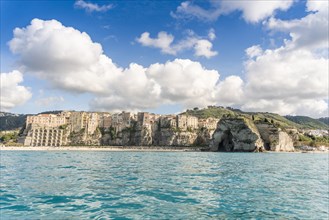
(255, 122, 294, 152)
(210, 118, 264, 152)
(209, 117, 295, 152)
(64, 117, 295, 152)
(100, 126, 212, 147)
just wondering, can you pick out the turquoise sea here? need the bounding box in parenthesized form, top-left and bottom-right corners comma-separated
(0, 151, 328, 219)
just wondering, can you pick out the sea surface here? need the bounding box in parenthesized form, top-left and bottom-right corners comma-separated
(0, 151, 328, 219)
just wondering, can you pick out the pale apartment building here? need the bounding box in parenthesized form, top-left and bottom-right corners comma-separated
(70, 111, 99, 135)
(22, 113, 67, 146)
(26, 114, 66, 128)
(26, 125, 65, 147)
(159, 115, 177, 129)
(198, 117, 219, 130)
(176, 115, 199, 130)
(111, 112, 137, 132)
(137, 112, 161, 130)
(98, 112, 112, 128)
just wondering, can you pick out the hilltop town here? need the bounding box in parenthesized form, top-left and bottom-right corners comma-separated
(18, 110, 217, 147)
(1, 106, 328, 152)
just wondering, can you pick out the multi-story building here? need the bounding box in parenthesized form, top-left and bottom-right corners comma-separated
(137, 112, 161, 130)
(21, 113, 67, 146)
(159, 115, 176, 129)
(176, 115, 198, 131)
(70, 112, 88, 133)
(198, 117, 219, 130)
(98, 113, 112, 128)
(70, 111, 99, 135)
(26, 113, 66, 128)
(27, 125, 65, 147)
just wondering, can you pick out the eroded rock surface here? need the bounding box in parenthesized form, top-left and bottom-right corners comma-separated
(210, 118, 264, 152)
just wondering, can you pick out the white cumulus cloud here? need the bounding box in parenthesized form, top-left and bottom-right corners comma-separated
(8, 11, 328, 117)
(265, 1, 328, 51)
(0, 70, 32, 112)
(9, 19, 221, 112)
(136, 30, 217, 58)
(74, 0, 113, 13)
(240, 0, 329, 117)
(172, 0, 294, 23)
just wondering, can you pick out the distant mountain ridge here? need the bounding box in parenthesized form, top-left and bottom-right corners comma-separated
(0, 108, 328, 131)
(284, 115, 328, 130)
(0, 112, 27, 131)
(318, 117, 329, 126)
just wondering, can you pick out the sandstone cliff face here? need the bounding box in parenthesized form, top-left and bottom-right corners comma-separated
(256, 123, 294, 152)
(101, 127, 202, 147)
(210, 118, 264, 152)
(68, 128, 101, 146)
(61, 116, 295, 152)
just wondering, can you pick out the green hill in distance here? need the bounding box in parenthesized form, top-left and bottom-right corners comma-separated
(284, 115, 328, 130)
(318, 117, 329, 126)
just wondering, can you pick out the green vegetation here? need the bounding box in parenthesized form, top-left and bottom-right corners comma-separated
(297, 134, 328, 147)
(59, 124, 68, 130)
(285, 116, 328, 129)
(0, 132, 18, 143)
(182, 107, 304, 129)
(109, 126, 116, 139)
(183, 106, 236, 119)
(172, 127, 182, 133)
(318, 117, 329, 126)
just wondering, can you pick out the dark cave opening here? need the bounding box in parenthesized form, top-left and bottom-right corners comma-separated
(218, 130, 234, 152)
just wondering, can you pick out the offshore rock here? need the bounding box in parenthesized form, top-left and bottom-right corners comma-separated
(210, 118, 264, 152)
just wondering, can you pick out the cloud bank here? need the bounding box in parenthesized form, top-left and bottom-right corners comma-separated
(9, 19, 221, 112)
(7, 4, 329, 117)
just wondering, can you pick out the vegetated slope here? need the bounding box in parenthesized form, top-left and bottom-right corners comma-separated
(183, 106, 301, 129)
(318, 117, 329, 126)
(284, 116, 329, 129)
(183, 106, 236, 118)
(0, 112, 27, 131)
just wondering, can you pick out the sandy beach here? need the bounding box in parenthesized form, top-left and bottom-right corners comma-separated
(0, 146, 205, 152)
(1, 146, 327, 153)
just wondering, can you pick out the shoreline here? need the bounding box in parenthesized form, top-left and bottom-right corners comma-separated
(0, 146, 328, 153)
(0, 146, 206, 152)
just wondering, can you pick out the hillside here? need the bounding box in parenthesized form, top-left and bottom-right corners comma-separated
(183, 106, 300, 128)
(0, 112, 27, 131)
(318, 117, 329, 126)
(183, 106, 236, 118)
(183, 107, 327, 130)
(284, 116, 329, 130)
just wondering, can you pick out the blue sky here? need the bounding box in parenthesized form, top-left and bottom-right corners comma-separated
(1, 0, 328, 117)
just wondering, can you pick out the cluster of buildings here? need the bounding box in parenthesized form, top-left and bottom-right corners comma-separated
(20, 111, 219, 147)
